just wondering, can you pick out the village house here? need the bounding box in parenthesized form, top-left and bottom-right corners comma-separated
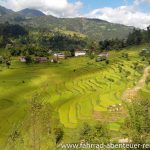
(20, 57, 26, 62)
(107, 104, 122, 112)
(140, 48, 150, 57)
(53, 53, 66, 59)
(98, 52, 109, 58)
(75, 50, 86, 57)
(35, 57, 48, 63)
(96, 52, 109, 62)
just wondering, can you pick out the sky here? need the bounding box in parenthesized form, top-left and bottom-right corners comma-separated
(1, 0, 150, 28)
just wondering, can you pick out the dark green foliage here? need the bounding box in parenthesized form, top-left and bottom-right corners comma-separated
(105, 59, 109, 65)
(122, 52, 129, 59)
(6, 61, 11, 68)
(0, 22, 28, 38)
(98, 27, 150, 51)
(127, 29, 142, 45)
(80, 122, 110, 144)
(107, 77, 114, 82)
(122, 99, 150, 143)
(9, 130, 20, 142)
(2, 55, 11, 68)
(54, 128, 64, 144)
(40, 33, 87, 51)
(25, 55, 33, 64)
(0, 56, 3, 64)
(99, 39, 125, 51)
(10, 49, 21, 56)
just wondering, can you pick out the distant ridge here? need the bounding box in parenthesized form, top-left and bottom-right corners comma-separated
(0, 5, 134, 40)
(0, 5, 14, 15)
(18, 8, 46, 17)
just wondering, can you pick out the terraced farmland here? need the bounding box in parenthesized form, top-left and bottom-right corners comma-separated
(0, 46, 150, 148)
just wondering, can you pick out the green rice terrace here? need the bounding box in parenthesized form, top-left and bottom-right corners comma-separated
(0, 45, 150, 149)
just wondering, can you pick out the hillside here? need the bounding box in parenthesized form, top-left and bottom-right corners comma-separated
(0, 45, 150, 149)
(18, 8, 46, 17)
(0, 5, 133, 40)
(23, 16, 133, 40)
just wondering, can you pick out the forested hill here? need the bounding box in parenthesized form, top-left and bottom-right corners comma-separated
(0, 5, 133, 40)
(23, 16, 133, 40)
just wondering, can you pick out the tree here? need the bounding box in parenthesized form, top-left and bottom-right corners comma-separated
(127, 29, 142, 45)
(80, 122, 110, 144)
(3, 54, 11, 68)
(54, 128, 64, 144)
(25, 55, 33, 64)
(0, 23, 28, 38)
(122, 99, 150, 143)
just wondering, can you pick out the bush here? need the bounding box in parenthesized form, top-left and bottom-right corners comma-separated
(96, 56, 107, 62)
(25, 55, 33, 64)
(54, 128, 64, 144)
(79, 122, 110, 143)
(146, 76, 150, 84)
(141, 57, 145, 61)
(105, 59, 109, 64)
(122, 52, 129, 59)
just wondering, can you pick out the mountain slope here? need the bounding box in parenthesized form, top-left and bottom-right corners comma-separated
(22, 16, 133, 40)
(18, 8, 46, 17)
(0, 5, 14, 16)
(0, 5, 133, 40)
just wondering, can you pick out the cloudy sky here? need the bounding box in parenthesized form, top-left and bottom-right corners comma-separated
(1, 0, 150, 28)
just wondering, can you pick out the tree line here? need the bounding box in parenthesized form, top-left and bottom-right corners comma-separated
(98, 26, 150, 51)
(1, 22, 150, 57)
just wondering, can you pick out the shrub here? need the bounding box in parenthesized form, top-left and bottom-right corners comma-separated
(122, 52, 129, 59)
(105, 60, 109, 64)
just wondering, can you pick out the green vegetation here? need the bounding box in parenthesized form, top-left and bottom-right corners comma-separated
(0, 44, 150, 149)
(0, 7, 150, 149)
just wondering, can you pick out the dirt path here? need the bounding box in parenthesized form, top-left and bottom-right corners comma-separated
(122, 65, 150, 102)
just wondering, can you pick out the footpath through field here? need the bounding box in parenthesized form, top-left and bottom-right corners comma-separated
(122, 65, 150, 102)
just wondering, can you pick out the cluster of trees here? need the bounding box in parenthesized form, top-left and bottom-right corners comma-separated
(0, 22, 28, 48)
(98, 26, 150, 51)
(39, 33, 87, 52)
(122, 98, 150, 143)
(0, 22, 28, 38)
(99, 39, 125, 51)
(80, 122, 110, 144)
(1, 22, 150, 59)
(0, 22, 88, 57)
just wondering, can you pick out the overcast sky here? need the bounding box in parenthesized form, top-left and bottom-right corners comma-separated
(1, 0, 150, 28)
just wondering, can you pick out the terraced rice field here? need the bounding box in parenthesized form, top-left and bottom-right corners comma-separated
(0, 46, 149, 147)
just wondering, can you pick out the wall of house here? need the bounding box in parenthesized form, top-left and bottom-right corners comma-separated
(75, 52, 86, 57)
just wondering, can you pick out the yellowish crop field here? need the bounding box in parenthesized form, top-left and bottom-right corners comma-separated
(0, 45, 150, 149)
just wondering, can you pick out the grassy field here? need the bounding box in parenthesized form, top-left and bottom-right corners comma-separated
(0, 45, 150, 149)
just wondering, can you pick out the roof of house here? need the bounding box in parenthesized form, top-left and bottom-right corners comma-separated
(98, 52, 109, 56)
(20, 56, 26, 58)
(75, 50, 86, 53)
(36, 57, 48, 60)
